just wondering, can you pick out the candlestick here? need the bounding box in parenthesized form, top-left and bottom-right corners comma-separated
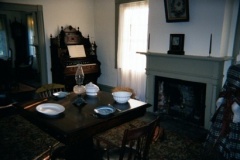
(209, 34, 212, 56)
(148, 33, 150, 50)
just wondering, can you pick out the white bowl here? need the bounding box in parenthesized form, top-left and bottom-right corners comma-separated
(112, 91, 132, 103)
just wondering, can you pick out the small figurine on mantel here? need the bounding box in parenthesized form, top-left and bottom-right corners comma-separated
(204, 59, 240, 159)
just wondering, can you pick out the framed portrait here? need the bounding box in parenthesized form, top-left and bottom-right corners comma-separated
(164, 0, 189, 23)
(168, 34, 185, 55)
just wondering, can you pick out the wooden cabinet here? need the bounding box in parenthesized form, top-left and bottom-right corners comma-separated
(50, 26, 101, 91)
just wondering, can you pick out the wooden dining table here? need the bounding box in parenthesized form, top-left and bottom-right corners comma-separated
(16, 91, 151, 159)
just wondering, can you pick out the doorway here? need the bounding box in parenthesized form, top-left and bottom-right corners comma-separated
(0, 2, 47, 88)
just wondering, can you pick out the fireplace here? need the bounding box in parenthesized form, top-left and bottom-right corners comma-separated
(154, 76, 206, 126)
(139, 52, 232, 129)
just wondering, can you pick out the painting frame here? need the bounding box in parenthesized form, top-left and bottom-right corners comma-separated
(164, 0, 189, 23)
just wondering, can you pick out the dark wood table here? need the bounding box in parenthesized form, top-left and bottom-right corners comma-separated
(17, 91, 151, 159)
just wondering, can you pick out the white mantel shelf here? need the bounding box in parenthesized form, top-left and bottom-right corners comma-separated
(139, 52, 232, 129)
(138, 52, 232, 62)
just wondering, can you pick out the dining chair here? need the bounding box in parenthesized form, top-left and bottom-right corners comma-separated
(35, 83, 65, 98)
(96, 116, 160, 160)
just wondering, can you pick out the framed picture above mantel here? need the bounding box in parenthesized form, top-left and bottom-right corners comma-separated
(164, 0, 189, 22)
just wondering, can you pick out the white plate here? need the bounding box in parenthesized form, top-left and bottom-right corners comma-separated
(53, 91, 69, 98)
(94, 106, 116, 116)
(36, 103, 65, 116)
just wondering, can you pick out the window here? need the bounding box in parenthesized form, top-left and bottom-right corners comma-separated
(0, 15, 9, 59)
(116, 0, 149, 101)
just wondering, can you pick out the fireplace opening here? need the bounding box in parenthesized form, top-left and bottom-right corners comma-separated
(154, 76, 206, 126)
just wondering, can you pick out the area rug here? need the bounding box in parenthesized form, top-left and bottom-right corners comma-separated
(149, 131, 205, 160)
(0, 114, 57, 160)
(0, 114, 205, 160)
(95, 118, 205, 160)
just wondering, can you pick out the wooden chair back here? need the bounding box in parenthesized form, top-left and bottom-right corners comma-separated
(118, 116, 160, 160)
(35, 83, 65, 98)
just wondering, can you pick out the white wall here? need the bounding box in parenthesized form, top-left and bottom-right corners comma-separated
(94, 0, 117, 87)
(148, 0, 238, 57)
(94, 0, 239, 87)
(149, 0, 227, 56)
(0, 0, 96, 82)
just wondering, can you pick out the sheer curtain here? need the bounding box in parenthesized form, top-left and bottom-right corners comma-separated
(117, 1, 149, 101)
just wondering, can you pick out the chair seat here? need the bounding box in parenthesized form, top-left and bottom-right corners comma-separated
(95, 118, 148, 148)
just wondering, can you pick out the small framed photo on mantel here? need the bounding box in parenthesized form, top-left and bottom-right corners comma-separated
(164, 0, 189, 23)
(168, 34, 185, 55)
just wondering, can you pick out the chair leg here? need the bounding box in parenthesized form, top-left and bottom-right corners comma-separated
(94, 137, 111, 160)
(106, 145, 110, 160)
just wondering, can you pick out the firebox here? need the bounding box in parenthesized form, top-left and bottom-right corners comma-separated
(154, 76, 206, 126)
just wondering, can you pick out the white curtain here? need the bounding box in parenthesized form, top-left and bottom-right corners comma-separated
(117, 1, 149, 101)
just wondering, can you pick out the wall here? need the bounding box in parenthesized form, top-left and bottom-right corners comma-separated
(94, 0, 117, 87)
(0, 0, 96, 82)
(95, 0, 239, 88)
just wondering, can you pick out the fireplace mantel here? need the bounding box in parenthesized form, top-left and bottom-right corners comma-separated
(139, 52, 232, 129)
